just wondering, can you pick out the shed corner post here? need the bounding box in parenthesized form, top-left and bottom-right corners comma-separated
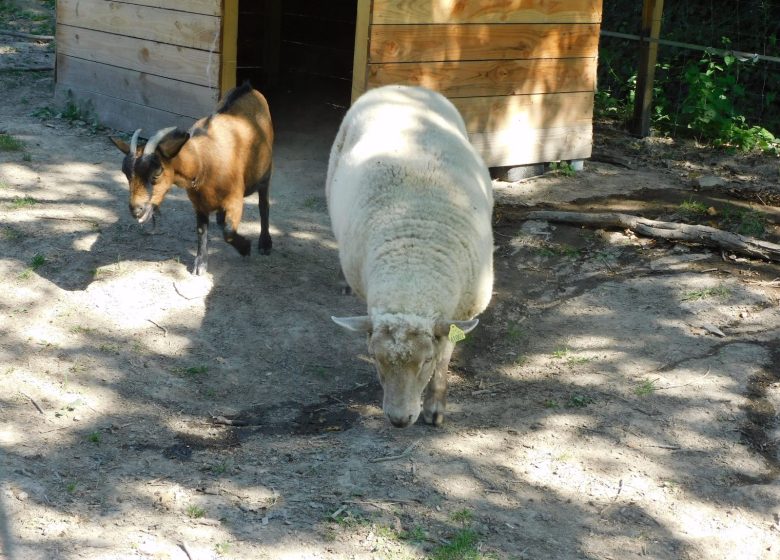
(351, 0, 373, 104)
(630, 0, 665, 137)
(220, 0, 239, 96)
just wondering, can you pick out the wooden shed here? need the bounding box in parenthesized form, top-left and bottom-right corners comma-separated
(55, 0, 602, 168)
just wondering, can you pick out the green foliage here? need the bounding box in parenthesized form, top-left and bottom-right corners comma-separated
(185, 505, 206, 519)
(0, 133, 25, 152)
(0, 1, 54, 36)
(600, 1, 780, 139)
(681, 285, 731, 301)
(566, 394, 594, 408)
(32, 95, 102, 133)
(548, 161, 577, 177)
(400, 525, 426, 543)
(678, 198, 709, 217)
(672, 46, 780, 151)
(450, 509, 474, 525)
(635, 378, 659, 396)
(719, 206, 766, 236)
(430, 529, 497, 560)
(29, 254, 46, 270)
(11, 196, 37, 209)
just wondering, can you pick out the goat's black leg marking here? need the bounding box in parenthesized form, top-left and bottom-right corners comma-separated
(257, 177, 272, 255)
(217, 207, 251, 257)
(193, 211, 209, 275)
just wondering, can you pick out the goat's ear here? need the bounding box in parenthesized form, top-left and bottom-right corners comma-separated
(157, 129, 190, 159)
(332, 316, 372, 333)
(110, 136, 130, 154)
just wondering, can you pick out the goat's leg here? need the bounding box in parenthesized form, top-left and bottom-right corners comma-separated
(193, 211, 209, 275)
(423, 340, 454, 427)
(216, 199, 251, 257)
(256, 176, 272, 255)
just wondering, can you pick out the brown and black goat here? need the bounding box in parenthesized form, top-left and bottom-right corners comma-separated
(110, 82, 274, 275)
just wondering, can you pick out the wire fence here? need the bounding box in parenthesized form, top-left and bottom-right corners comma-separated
(599, 0, 780, 134)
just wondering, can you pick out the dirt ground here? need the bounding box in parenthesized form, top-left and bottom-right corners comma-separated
(2, 18, 780, 560)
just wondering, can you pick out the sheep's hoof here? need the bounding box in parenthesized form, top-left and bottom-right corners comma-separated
(423, 409, 445, 427)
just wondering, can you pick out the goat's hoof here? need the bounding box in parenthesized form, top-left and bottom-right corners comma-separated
(192, 257, 207, 275)
(259, 236, 272, 255)
(235, 240, 251, 256)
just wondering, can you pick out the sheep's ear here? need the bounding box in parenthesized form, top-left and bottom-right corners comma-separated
(157, 129, 190, 159)
(110, 136, 130, 154)
(434, 319, 479, 338)
(332, 316, 372, 333)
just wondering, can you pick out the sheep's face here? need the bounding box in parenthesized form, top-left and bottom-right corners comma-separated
(368, 326, 438, 428)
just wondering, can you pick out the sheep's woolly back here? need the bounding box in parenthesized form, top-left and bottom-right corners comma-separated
(327, 85, 493, 322)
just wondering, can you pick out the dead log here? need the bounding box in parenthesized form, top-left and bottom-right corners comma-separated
(525, 210, 780, 263)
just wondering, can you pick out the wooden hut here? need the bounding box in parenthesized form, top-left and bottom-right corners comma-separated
(55, 0, 602, 168)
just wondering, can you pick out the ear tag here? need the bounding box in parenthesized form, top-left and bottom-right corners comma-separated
(448, 324, 466, 343)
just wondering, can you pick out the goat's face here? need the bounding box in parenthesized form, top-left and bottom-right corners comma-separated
(110, 128, 189, 225)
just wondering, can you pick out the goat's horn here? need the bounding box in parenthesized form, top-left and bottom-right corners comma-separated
(129, 129, 142, 154)
(143, 126, 178, 156)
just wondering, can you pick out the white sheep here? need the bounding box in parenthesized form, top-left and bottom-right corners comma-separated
(327, 85, 494, 428)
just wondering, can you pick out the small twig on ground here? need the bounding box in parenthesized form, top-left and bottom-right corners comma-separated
(329, 505, 348, 519)
(20, 392, 44, 414)
(656, 368, 712, 391)
(342, 499, 417, 509)
(146, 319, 167, 337)
(37, 216, 102, 223)
(179, 541, 196, 560)
(370, 439, 421, 463)
(211, 415, 248, 426)
(743, 278, 780, 287)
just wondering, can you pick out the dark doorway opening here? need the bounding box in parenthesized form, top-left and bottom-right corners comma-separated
(236, 0, 358, 110)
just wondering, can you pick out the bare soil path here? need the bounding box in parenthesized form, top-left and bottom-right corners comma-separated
(2, 13, 780, 560)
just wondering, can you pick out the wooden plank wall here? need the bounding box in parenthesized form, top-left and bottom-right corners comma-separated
(357, 0, 603, 167)
(55, 0, 223, 133)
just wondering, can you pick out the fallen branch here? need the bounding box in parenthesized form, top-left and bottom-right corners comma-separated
(526, 210, 780, 262)
(0, 66, 53, 73)
(0, 29, 54, 41)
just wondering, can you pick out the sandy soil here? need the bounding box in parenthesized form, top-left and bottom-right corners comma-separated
(2, 34, 780, 560)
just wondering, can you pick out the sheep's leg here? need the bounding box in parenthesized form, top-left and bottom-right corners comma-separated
(256, 176, 272, 255)
(423, 340, 454, 427)
(216, 200, 251, 257)
(192, 211, 209, 275)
